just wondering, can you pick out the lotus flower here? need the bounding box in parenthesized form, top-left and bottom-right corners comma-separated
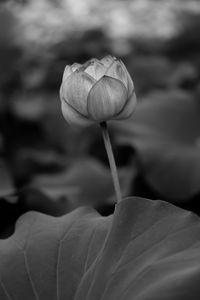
(60, 55, 136, 126)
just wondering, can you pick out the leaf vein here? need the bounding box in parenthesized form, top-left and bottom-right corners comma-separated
(56, 217, 81, 300)
(23, 251, 40, 300)
(0, 278, 13, 300)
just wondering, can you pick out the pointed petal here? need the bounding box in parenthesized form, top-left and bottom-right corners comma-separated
(61, 71, 96, 116)
(62, 63, 82, 83)
(61, 99, 93, 127)
(114, 90, 137, 120)
(87, 76, 128, 122)
(105, 59, 127, 86)
(101, 55, 116, 67)
(71, 63, 82, 72)
(62, 65, 73, 82)
(119, 59, 134, 97)
(84, 59, 106, 80)
(105, 59, 134, 97)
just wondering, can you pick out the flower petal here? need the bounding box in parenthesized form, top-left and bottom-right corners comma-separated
(105, 59, 134, 97)
(114, 90, 137, 120)
(101, 55, 116, 67)
(62, 63, 82, 83)
(61, 99, 93, 127)
(61, 71, 96, 116)
(119, 59, 134, 97)
(62, 65, 73, 82)
(84, 59, 106, 80)
(71, 63, 82, 72)
(59, 84, 64, 102)
(87, 76, 128, 122)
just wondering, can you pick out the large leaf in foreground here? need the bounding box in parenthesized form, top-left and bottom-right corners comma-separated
(114, 90, 200, 200)
(0, 197, 200, 299)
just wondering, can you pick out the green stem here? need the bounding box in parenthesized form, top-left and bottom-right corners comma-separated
(100, 122, 122, 204)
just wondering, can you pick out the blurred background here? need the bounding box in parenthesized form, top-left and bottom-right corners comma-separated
(0, 0, 200, 237)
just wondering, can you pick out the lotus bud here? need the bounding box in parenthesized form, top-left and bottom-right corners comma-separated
(60, 55, 136, 126)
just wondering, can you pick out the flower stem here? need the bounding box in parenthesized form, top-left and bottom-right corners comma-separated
(100, 122, 122, 204)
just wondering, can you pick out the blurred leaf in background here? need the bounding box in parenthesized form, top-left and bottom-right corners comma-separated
(114, 89, 200, 203)
(0, 6, 22, 87)
(29, 158, 135, 213)
(0, 160, 15, 198)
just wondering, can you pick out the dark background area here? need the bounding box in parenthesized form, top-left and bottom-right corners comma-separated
(0, 0, 200, 238)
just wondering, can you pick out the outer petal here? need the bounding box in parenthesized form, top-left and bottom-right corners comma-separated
(105, 59, 134, 97)
(62, 63, 82, 83)
(87, 76, 128, 122)
(119, 59, 134, 97)
(84, 59, 106, 80)
(62, 65, 73, 82)
(114, 90, 137, 120)
(61, 71, 96, 116)
(71, 63, 82, 72)
(61, 99, 93, 127)
(101, 55, 116, 67)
